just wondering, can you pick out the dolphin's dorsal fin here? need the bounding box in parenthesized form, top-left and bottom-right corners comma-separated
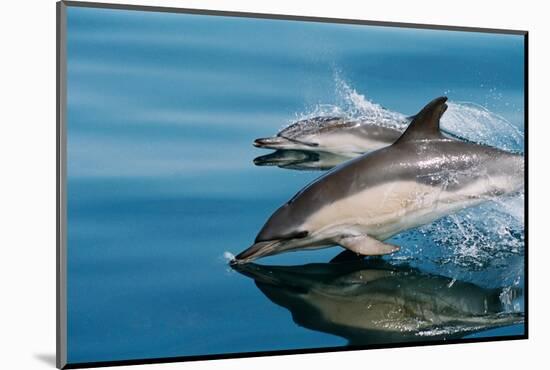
(394, 96, 448, 144)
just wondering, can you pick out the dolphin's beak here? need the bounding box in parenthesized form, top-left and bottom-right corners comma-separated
(231, 241, 280, 264)
(253, 137, 288, 149)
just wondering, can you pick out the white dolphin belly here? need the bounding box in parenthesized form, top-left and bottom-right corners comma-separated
(301, 173, 522, 242)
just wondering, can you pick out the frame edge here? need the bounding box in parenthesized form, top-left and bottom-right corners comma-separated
(62, 0, 527, 35)
(523, 31, 529, 340)
(57, 1, 68, 369)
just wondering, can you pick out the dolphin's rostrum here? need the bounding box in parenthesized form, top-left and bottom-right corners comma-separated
(233, 97, 524, 264)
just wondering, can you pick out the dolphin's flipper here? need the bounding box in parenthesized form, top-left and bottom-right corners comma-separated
(337, 235, 400, 256)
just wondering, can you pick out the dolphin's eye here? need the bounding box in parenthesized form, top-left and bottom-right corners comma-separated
(294, 231, 309, 239)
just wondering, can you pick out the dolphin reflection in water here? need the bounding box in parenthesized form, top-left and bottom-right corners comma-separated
(253, 150, 352, 171)
(232, 257, 523, 345)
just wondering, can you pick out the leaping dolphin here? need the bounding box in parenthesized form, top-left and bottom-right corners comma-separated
(254, 116, 404, 155)
(253, 107, 477, 156)
(231, 260, 524, 344)
(233, 97, 524, 264)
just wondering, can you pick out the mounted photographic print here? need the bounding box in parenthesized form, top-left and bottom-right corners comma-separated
(56, 1, 528, 368)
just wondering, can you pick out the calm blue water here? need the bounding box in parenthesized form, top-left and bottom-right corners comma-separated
(66, 6, 525, 364)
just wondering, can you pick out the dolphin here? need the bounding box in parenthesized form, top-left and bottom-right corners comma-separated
(253, 149, 352, 171)
(233, 97, 524, 263)
(253, 113, 469, 156)
(231, 259, 524, 345)
(254, 116, 404, 155)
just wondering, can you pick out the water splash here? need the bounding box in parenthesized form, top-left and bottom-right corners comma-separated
(289, 74, 409, 131)
(293, 74, 524, 153)
(418, 197, 524, 269)
(499, 278, 523, 313)
(223, 251, 236, 263)
(444, 102, 524, 152)
(334, 74, 410, 129)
